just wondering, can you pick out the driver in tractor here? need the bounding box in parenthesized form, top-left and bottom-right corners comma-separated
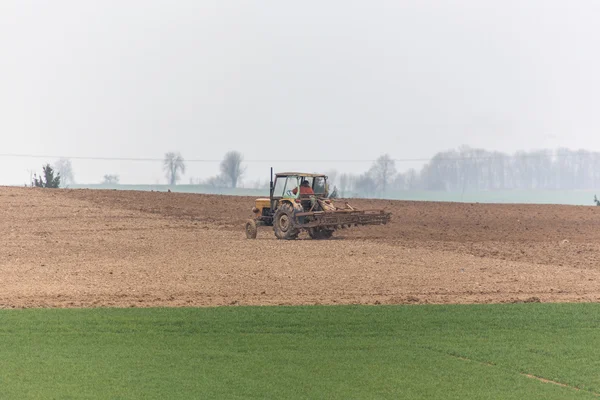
(293, 179, 316, 215)
(292, 179, 314, 196)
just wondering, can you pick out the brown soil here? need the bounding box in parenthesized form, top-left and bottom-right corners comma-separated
(2, 186, 600, 308)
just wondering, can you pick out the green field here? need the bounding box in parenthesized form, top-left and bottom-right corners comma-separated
(1, 304, 599, 399)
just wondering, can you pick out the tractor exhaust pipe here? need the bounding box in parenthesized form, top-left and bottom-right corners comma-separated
(270, 167, 274, 198)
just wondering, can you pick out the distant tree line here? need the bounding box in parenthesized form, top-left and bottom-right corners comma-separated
(132, 147, 600, 195)
(331, 147, 600, 198)
(27, 147, 600, 200)
(415, 147, 600, 191)
(28, 151, 245, 188)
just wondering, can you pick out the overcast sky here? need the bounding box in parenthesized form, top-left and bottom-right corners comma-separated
(1, 0, 599, 185)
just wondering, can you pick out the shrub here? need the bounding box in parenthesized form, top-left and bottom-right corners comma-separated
(33, 164, 61, 188)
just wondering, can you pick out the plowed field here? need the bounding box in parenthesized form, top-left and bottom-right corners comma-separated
(2, 186, 600, 308)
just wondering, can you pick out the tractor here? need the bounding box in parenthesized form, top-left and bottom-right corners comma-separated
(245, 169, 391, 240)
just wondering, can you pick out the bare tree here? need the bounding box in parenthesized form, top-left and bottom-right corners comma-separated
(369, 154, 397, 195)
(53, 158, 74, 186)
(102, 174, 120, 185)
(220, 151, 245, 188)
(163, 152, 186, 185)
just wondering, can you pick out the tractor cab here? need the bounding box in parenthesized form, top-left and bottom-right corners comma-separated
(272, 173, 328, 199)
(271, 173, 328, 211)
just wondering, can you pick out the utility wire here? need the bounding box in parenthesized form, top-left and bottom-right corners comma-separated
(0, 153, 425, 162)
(0, 151, 598, 163)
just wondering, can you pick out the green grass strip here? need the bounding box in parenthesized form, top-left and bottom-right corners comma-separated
(0, 303, 599, 399)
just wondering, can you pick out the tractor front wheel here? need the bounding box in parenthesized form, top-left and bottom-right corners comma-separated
(245, 219, 258, 239)
(273, 203, 299, 240)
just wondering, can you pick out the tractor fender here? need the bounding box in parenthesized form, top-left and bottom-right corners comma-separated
(292, 202, 303, 213)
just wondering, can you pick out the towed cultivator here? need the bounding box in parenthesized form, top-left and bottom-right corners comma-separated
(245, 170, 391, 240)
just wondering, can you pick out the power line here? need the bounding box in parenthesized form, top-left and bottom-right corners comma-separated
(0, 154, 165, 162)
(0, 151, 599, 163)
(0, 153, 412, 163)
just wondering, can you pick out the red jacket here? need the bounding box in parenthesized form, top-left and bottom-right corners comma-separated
(292, 186, 314, 195)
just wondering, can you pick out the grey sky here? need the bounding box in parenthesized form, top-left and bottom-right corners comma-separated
(1, 0, 599, 185)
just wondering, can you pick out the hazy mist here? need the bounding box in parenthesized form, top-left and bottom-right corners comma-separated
(2, 0, 599, 185)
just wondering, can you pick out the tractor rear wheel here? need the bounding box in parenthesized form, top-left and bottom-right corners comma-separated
(308, 227, 334, 240)
(245, 219, 258, 239)
(273, 203, 299, 240)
